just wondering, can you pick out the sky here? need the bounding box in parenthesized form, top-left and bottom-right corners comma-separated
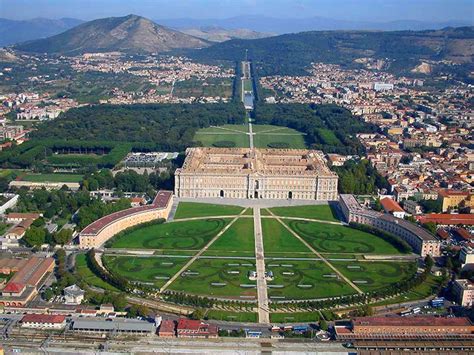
(0, 0, 473, 22)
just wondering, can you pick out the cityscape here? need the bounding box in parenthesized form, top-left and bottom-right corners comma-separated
(0, 0, 473, 353)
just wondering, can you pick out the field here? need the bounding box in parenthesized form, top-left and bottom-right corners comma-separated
(75, 254, 118, 291)
(21, 173, 84, 183)
(261, 218, 311, 255)
(109, 218, 230, 250)
(193, 124, 306, 149)
(270, 312, 320, 323)
(168, 258, 257, 299)
(268, 204, 338, 222)
(331, 260, 417, 292)
(103, 255, 192, 288)
(174, 78, 233, 99)
(174, 202, 244, 219)
(287, 220, 403, 255)
(99, 203, 434, 314)
(206, 310, 258, 323)
(205, 218, 255, 256)
(266, 260, 356, 300)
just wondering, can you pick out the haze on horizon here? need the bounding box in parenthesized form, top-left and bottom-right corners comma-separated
(0, 0, 472, 23)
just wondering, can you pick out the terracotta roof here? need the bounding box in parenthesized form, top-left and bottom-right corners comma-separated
(6, 213, 41, 220)
(177, 319, 202, 331)
(159, 320, 176, 334)
(454, 228, 473, 241)
(3, 281, 25, 293)
(21, 314, 66, 324)
(81, 190, 172, 236)
(417, 214, 474, 226)
(380, 198, 404, 213)
(438, 189, 471, 198)
(353, 316, 472, 327)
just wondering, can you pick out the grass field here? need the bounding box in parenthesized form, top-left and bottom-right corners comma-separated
(266, 260, 356, 300)
(270, 312, 320, 323)
(75, 254, 118, 291)
(193, 124, 306, 149)
(168, 257, 257, 299)
(261, 218, 311, 254)
(243, 79, 253, 92)
(109, 219, 230, 250)
(21, 173, 84, 183)
(331, 260, 417, 292)
(206, 218, 255, 255)
(371, 274, 442, 306)
(174, 78, 233, 99)
(193, 129, 250, 148)
(174, 202, 244, 219)
(269, 205, 338, 222)
(206, 310, 257, 323)
(287, 221, 402, 255)
(103, 255, 191, 288)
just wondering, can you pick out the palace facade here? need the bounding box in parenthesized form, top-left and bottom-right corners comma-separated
(174, 148, 338, 201)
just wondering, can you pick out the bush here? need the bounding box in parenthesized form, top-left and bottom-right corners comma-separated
(267, 142, 290, 148)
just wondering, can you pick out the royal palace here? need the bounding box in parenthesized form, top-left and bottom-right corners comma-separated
(174, 147, 339, 201)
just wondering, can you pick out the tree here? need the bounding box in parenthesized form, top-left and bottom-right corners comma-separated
(423, 222, 437, 234)
(23, 226, 46, 247)
(424, 255, 435, 271)
(128, 304, 150, 318)
(32, 217, 46, 227)
(190, 309, 205, 320)
(319, 319, 328, 331)
(53, 229, 73, 245)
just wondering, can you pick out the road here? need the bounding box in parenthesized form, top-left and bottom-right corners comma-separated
(253, 207, 270, 324)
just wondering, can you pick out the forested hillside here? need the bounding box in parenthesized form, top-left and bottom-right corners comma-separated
(190, 27, 474, 79)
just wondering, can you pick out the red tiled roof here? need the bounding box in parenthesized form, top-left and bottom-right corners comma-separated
(454, 228, 473, 240)
(159, 320, 176, 333)
(21, 314, 66, 324)
(417, 214, 474, 226)
(353, 316, 472, 327)
(380, 198, 404, 213)
(438, 189, 471, 198)
(177, 319, 202, 331)
(437, 229, 449, 240)
(81, 190, 172, 235)
(3, 281, 25, 293)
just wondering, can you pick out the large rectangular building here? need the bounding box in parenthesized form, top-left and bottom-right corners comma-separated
(174, 148, 338, 201)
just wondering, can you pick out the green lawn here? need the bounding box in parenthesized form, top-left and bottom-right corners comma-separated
(331, 260, 417, 292)
(243, 79, 253, 92)
(168, 258, 257, 299)
(206, 310, 257, 323)
(174, 202, 244, 219)
(206, 218, 255, 255)
(103, 255, 191, 288)
(287, 221, 403, 255)
(371, 274, 442, 306)
(109, 219, 230, 250)
(75, 254, 118, 291)
(270, 312, 320, 323)
(193, 125, 249, 148)
(261, 218, 311, 255)
(21, 173, 84, 183)
(270, 205, 338, 222)
(253, 128, 306, 149)
(266, 260, 356, 300)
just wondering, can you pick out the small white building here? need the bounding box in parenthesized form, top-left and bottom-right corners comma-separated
(64, 284, 85, 305)
(460, 246, 474, 270)
(21, 314, 66, 330)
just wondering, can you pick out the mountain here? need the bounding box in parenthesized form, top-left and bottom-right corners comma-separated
(180, 26, 273, 42)
(0, 17, 84, 47)
(189, 26, 474, 80)
(158, 15, 473, 34)
(14, 14, 209, 55)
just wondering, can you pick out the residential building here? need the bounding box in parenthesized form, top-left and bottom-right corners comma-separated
(64, 284, 85, 305)
(437, 189, 474, 212)
(452, 279, 474, 307)
(380, 197, 406, 218)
